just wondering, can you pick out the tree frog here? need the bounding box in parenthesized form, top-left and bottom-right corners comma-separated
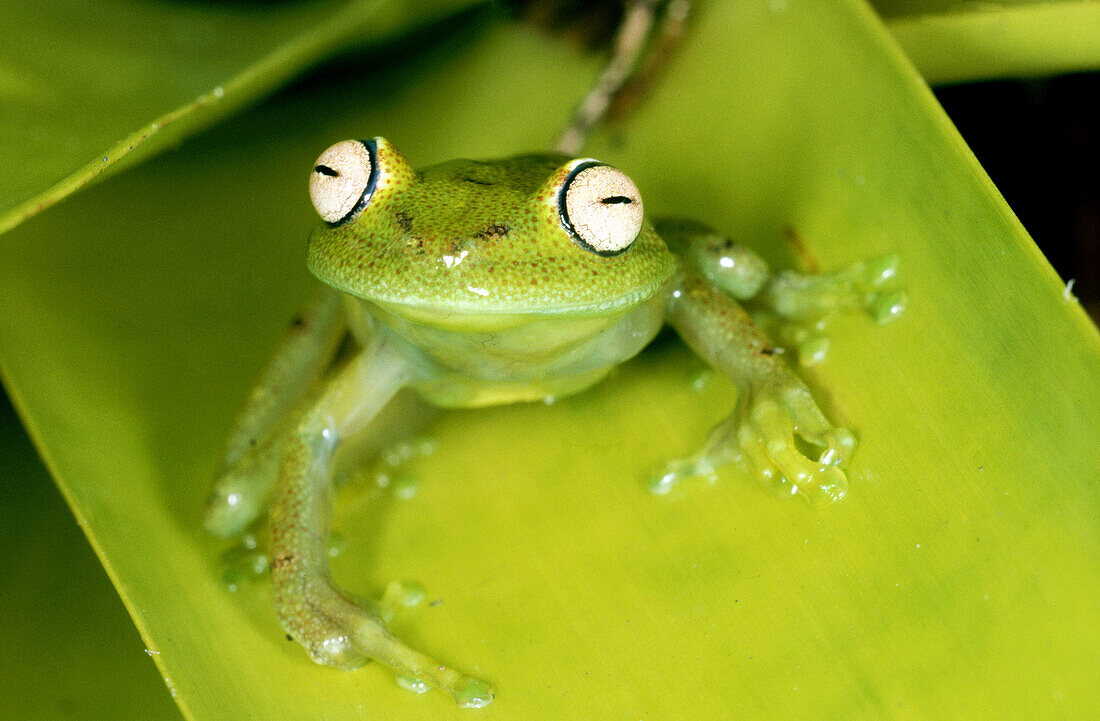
(204, 137, 902, 708)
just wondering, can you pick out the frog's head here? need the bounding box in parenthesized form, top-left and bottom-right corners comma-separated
(305, 137, 675, 321)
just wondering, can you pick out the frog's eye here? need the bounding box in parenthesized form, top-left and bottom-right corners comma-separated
(559, 161, 644, 256)
(309, 139, 378, 225)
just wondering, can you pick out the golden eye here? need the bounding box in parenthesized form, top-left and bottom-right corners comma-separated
(309, 139, 377, 225)
(559, 162, 644, 256)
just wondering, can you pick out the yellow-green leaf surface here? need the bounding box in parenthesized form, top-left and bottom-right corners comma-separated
(4, 0, 1096, 240)
(2, 1, 1099, 719)
(877, 0, 1100, 83)
(0, 0, 480, 235)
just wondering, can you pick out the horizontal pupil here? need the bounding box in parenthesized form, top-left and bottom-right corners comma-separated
(601, 196, 632, 204)
(314, 164, 339, 177)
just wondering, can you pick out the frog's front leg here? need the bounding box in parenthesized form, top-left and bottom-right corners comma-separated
(658, 271, 856, 502)
(269, 334, 494, 708)
(205, 288, 346, 538)
(657, 219, 905, 328)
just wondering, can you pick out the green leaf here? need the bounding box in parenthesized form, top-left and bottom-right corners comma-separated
(2, 1, 1098, 719)
(5, 0, 1096, 240)
(876, 0, 1100, 83)
(0, 397, 182, 719)
(0, 0, 482, 235)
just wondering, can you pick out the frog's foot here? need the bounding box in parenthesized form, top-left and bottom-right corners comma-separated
(651, 376, 856, 504)
(273, 568, 493, 708)
(761, 254, 906, 325)
(733, 380, 857, 502)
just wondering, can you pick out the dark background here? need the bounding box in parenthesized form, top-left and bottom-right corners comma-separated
(938, 73, 1099, 322)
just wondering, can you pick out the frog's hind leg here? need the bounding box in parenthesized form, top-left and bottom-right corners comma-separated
(660, 272, 856, 503)
(205, 288, 346, 538)
(269, 336, 494, 708)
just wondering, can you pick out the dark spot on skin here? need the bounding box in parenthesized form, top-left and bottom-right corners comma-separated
(285, 634, 294, 642)
(761, 347, 776, 356)
(474, 224, 510, 241)
(249, 438, 258, 448)
(394, 211, 413, 233)
(290, 315, 306, 328)
(461, 176, 493, 186)
(601, 196, 633, 204)
(314, 164, 338, 177)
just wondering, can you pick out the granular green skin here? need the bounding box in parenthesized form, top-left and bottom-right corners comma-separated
(308, 149, 675, 315)
(207, 137, 903, 708)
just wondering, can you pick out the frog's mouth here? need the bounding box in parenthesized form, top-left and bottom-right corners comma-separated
(341, 271, 675, 330)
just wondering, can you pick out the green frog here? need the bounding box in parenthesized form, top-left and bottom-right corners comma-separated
(204, 137, 903, 707)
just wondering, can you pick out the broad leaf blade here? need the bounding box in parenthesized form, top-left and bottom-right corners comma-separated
(1, 1, 1097, 719)
(0, 0, 481, 234)
(876, 0, 1100, 83)
(0, 397, 182, 720)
